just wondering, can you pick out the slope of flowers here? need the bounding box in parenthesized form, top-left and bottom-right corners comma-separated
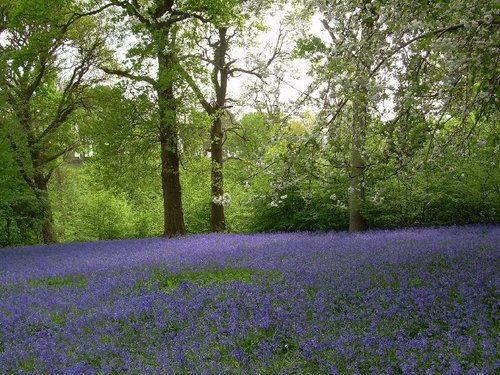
(0, 225, 498, 374)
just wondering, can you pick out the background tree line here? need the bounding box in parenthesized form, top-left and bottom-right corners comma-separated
(0, 0, 498, 246)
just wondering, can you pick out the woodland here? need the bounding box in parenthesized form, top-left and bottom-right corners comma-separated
(0, 1, 499, 372)
(0, 0, 498, 246)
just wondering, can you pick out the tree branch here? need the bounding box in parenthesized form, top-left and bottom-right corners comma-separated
(64, 3, 116, 28)
(224, 126, 247, 142)
(42, 143, 78, 165)
(321, 19, 338, 42)
(154, 0, 174, 18)
(228, 22, 285, 81)
(229, 67, 264, 80)
(37, 102, 78, 145)
(369, 23, 465, 78)
(110, 0, 153, 28)
(170, 10, 210, 24)
(25, 62, 47, 100)
(176, 64, 214, 113)
(101, 66, 157, 87)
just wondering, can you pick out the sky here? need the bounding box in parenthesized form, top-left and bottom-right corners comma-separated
(226, 9, 323, 116)
(0, 5, 399, 122)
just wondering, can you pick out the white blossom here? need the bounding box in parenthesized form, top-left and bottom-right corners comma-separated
(483, 14, 493, 23)
(213, 193, 231, 207)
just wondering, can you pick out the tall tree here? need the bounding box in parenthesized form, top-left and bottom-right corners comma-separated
(298, 0, 498, 231)
(297, 0, 388, 231)
(346, 0, 374, 231)
(181, 26, 232, 232)
(180, 2, 281, 232)
(0, 0, 110, 243)
(103, 0, 239, 236)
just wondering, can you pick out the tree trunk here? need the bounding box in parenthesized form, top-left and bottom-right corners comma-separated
(157, 54, 186, 237)
(11, 101, 58, 243)
(348, 1, 375, 232)
(211, 117, 225, 232)
(349, 91, 368, 232)
(209, 27, 229, 232)
(6, 217, 11, 244)
(160, 136, 186, 236)
(34, 173, 57, 243)
(349, 131, 367, 231)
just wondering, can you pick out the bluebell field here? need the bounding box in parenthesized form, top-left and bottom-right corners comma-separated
(0, 225, 498, 374)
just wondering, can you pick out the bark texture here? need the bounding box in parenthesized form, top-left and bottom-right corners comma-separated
(158, 53, 186, 236)
(349, 97, 367, 232)
(211, 116, 225, 232)
(34, 174, 57, 243)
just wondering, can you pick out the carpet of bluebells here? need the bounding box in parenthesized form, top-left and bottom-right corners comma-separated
(0, 226, 499, 374)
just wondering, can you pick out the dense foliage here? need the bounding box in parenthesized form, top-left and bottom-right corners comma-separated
(0, 0, 499, 245)
(0, 225, 498, 373)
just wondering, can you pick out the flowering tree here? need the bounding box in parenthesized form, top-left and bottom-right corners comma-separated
(297, 0, 498, 231)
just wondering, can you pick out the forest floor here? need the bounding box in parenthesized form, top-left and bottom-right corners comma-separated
(0, 225, 499, 374)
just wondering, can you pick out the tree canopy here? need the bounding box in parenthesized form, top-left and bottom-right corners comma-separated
(0, 0, 498, 246)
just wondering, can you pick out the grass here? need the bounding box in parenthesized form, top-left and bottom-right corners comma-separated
(28, 273, 88, 288)
(135, 266, 282, 291)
